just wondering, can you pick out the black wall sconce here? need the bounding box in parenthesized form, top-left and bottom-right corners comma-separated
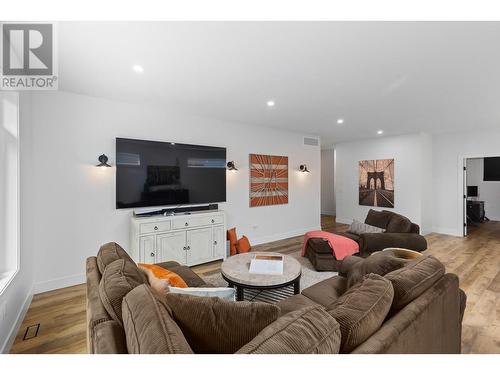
(299, 164, 310, 173)
(227, 161, 238, 171)
(96, 154, 112, 167)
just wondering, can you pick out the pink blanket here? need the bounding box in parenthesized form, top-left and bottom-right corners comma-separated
(301, 230, 359, 260)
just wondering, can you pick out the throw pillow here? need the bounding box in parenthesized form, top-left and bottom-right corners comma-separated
(169, 287, 236, 301)
(98, 259, 147, 325)
(236, 235, 251, 253)
(122, 284, 194, 354)
(348, 219, 385, 235)
(346, 251, 408, 288)
(236, 305, 341, 354)
(227, 227, 238, 256)
(384, 255, 445, 311)
(364, 209, 392, 229)
(327, 274, 394, 353)
(138, 263, 188, 288)
(164, 293, 280, 353)
(96, 242, 136, 274)
(385, 213, 413, 233)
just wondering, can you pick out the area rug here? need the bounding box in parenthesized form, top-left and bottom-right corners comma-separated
(201, 250, 337, 302)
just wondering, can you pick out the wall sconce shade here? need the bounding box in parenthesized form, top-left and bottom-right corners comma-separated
(96, 154, 112, 167)
(227, 161, 238, 171)
(299, 164, 310, 173)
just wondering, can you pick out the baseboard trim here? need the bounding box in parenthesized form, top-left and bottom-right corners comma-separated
(252, 226, 321, 246)
(431, 227, 463, 237)
(321, 210, 336, 216)
(334, 217, 353, 225)
(34, 273, 86, 294)
(1, 287, 33, 354)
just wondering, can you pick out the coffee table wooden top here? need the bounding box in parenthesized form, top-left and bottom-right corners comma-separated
(221, 252, 301, 287)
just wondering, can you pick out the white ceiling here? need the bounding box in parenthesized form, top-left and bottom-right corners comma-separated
(58, 22, 500, 145)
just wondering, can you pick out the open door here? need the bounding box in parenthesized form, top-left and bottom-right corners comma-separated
(463, 158, 467, 237)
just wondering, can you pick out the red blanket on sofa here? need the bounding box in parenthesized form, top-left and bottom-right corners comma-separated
(301, 230, 359, 260)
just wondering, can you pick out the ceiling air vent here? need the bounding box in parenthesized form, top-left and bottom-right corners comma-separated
(303, 137, 320, 147)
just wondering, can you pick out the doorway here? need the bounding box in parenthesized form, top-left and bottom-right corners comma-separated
(462, 155, 500, 236)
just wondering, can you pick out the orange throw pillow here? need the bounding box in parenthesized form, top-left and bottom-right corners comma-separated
(227, 227, 238, 256)
(138, 263, 188, 288)
(236, 235, 251, 253)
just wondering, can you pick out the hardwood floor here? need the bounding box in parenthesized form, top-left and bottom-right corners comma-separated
(9, 215, 500, 353)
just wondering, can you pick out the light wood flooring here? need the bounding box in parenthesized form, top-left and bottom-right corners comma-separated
(9, 216, 500, 354)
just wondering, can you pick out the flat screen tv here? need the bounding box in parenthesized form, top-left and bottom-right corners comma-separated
(116, 138, 226, 209)
(484, 157, 500, 181)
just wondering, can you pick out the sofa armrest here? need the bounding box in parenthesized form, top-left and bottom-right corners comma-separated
(338, 256, 363, 277)
(358, 233, 427, 255)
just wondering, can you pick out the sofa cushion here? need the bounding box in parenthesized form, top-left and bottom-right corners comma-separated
(165, 293, 280, 353)
(385, 213, 413, 233)
(346, 251, 408, 289)
(277, 294, 319, 316)
(99, 259, 146, 325)
(384, 255, 445, 310)
(97, 242, 136, 274)
(364, 209, 392, 229)
(337, 231, 361, 243)
(349, 219, 385, 235)
(122, 284, 193, 354)
(327, 274, 394, 353)
(165, 265, 208, 287)
(301, 276, 348, 307)
(236, 305, 341, 354)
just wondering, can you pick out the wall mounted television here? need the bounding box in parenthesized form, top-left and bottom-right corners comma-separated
(116, 138, 226, 209)
(483, 157, 500, 181)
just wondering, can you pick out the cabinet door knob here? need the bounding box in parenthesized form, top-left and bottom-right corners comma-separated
(187, 246, 191, 250)
(154, 226, 158, 230)
(185, 222, 189, 226)
(211, 219, 215, 223)
(183, 246, 187, 250)
(150, 252, 155, 257)
(214, 241, 217, 245)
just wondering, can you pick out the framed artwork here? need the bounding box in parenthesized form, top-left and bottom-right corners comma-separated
(359, 159, 394, 208)
(249, 154, 288, 207)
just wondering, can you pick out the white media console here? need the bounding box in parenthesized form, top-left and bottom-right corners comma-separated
(130, 210, 227, 266)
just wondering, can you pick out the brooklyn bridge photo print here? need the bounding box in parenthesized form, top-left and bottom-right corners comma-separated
(359, 159, 394, 208)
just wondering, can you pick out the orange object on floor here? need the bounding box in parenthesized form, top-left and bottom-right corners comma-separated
(237, 235, 252, 253)
(227, 227, 238, 255)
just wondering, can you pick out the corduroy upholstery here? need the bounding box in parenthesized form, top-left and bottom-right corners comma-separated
(327, 274, 394, 353)
(97, 242, 137, 274)
(384, 255, 445, 311)
(91, 320, 128, 354)
(277, 294, 319, 316)
(346, 251, 408, 288)
(351, 274, 463, 353)
(122, 284, 194, 354)
(236, 305, 342, 354)
(301, 276, 348, 307)
(164, 293, 281, 353)
(364, 209, 392, 229)
(99, 259, 147, 325)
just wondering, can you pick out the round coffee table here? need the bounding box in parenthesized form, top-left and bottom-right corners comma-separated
(221, 252, 302, 301)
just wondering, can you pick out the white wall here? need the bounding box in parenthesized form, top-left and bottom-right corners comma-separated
(433, 129, 500, 236)
(466, 158, 500, 221)
(320, 148, 335, 215)
(0, 93, 35, 353)
(335, 133, 433, 232)
(29, 91, 321, 293)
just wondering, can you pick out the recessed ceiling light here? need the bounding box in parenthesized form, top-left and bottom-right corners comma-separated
(266, 100, 275, 107)
(133, 65, 144, 73)
(337, 118, 344, 125)
(377, 130, 384, 135)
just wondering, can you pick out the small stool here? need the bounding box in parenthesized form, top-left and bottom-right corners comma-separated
(305, 238, 342, 272)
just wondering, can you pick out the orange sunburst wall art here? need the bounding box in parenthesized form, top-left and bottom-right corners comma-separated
(249, 154, 289, 207)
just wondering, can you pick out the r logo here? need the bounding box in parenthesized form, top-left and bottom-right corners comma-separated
(2, 23, 53, 76)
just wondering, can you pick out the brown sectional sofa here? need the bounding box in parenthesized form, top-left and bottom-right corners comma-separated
(87, 242, 466, 354)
